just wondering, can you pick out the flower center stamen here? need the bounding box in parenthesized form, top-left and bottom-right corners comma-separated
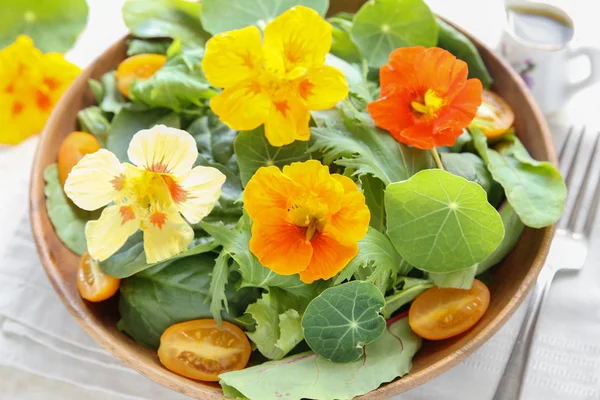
(411, 89, 444, 117)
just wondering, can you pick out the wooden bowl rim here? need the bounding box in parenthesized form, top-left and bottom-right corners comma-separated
(29, 17, 555, 400)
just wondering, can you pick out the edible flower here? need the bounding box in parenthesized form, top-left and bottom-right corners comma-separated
(64, 125, 226, 263)
(367, 47, 482, 150)
(0, 35, 80, 145)
(244, 160, 370, 283)
(201, 6, 349, 147)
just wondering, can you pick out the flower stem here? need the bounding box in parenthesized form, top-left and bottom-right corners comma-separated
(431, 147, 445, 170)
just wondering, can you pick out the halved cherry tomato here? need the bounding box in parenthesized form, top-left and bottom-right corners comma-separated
(76, 251, 120, 302)
(408, 279, 490, 340)
(116, 53, 167, 98)
(471, 89, 515, 138)
(158, 319, 251, 382)
(58, 131, 101, 187)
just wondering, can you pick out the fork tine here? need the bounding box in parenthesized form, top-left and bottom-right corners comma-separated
(557, 126, 575, 160)
(563, 132, 600, 232)
(582, 135, 600, 236)
(559, 126, 585, 185)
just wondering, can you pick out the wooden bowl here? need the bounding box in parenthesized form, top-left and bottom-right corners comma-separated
(30, 2, 555, 399)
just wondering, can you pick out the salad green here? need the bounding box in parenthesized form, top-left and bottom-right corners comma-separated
(43, 0, 567, 398)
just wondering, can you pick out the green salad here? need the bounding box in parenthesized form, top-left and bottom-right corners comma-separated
(44, 0, 567, 399)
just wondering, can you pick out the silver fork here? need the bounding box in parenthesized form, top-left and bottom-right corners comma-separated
(492, 127, 600, 400)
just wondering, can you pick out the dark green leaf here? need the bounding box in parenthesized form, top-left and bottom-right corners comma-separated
(234, 127, 310, 186)
(360, 175, 386, 231)
(77, 106, 110, 146)
(44, 164, 99, 255)
(122, 0, 210, 46)
(209, 251, 231, 324)
(351, 0, 438, 68)
(220, 317, 421, 400)
(471, 128, 566, 228)
(127, 38, 171, 56)
(200, 0, 329, 35)
(302, 281, 385, 363)
(385, 169, 505, 273)
(436, 18, 493, 88)
(118, 255, 259, 348)
(0, 0, 88, 53)
(441, 152, 494, 194)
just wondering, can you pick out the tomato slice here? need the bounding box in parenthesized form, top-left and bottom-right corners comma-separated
(116, 54, 167, 98)
(158, 319, 251, 382)
(471, 89, 515, 138)
(408, 279, 490, 340)
(58, 131, 101, 187)
(76, 251, 120, 302)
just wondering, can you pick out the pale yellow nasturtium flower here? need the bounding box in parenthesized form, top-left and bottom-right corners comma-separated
(64, 125, 226, 263)
(201, 6, 349, 147)
(0, 35, 80, 145)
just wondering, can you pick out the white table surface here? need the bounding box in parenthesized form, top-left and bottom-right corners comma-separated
(1, 0, 599, 399)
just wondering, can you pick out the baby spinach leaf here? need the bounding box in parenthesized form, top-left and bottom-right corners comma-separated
(200, 0, 329, 35)
(329, 16, 362, 64)
(382, 278, 433, 318)
(429, 264, 478, 289)
(385, 169, 505, 273)
(441, 152, 500, 205)
(471, 128, 567, 228)
(127, 38, 171, 56)
(44, 164, 99, 255)
(350, 0, 438, 68)
(122, 0, 210, 46)
(436, 18, 493, 88)
(245, 288, 309, 360)
(118, 255, 258, 348)
(188, 115, 237, 166)
(220, 316, 421, 400)
(77, 106, 110, 146)
(360, 175, 386, 231)
(301, 281, 385, 363)
(234, 127, 310, 186)
(129, 48, 216, 112)
(310, 102, 433, 185)
(477, 203, 525, 274)
(106, 109, 180, 162)
(96, 71, 126, 114)
(101, 233, 219, 279)
(0, 0, 88, 53)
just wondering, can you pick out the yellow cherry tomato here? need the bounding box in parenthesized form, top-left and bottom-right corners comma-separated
(471, 89, 515, 138)
(58, 131, 101, 188)
(116, 53, 167, 98)
(77, 251, 120, 302)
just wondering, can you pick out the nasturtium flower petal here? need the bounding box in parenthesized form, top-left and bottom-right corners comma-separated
(176, 165, 227, 224)
(65, 149, 124, 211)
(243, 166, 302, 218)
(85, 205, 140, 262)
(299, 233, 358, 284)
(127, 125, 198, 176)
(299, 66, 349, 110)
(263, 6, 332, 71)
(264, 95, 311, 147)
(201, 26, 263, 89)
(210, 82, 272, 131)
(143, 209, 194, 264)
(328, 175, 371, 244)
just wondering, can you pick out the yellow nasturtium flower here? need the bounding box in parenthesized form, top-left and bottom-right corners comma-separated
(64, 125, 226, 263)
(0, 35, 80, 145)
(201, 6, 349, 147)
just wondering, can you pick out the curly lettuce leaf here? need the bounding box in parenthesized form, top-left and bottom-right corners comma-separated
(220, 316, 421, 400)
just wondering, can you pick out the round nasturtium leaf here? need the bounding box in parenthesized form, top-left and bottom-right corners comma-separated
(385, 169, 505, 273)
(350, 0, 438, 68)
(301, 281, 386, 363)
(0, 0, 89, 53)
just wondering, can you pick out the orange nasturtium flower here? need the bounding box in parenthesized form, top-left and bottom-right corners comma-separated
(64, 125, 226, 263)
(0, 35, 80, 145)
(244, 160, 370, 284)
(201, 6, 349, 147)
(367, 47, 483, 150)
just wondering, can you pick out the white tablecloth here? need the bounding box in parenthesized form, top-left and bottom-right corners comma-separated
(1, 1, 599, 399)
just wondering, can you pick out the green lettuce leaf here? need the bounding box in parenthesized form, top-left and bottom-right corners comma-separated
(361, 174, 386, 231)
(44, 164, 99, 255)
(329, 16, 362, 64)
(471, 128, 567, 228)
(385, 169, 505, 273)
(220, 316, 421, 400)
(77, 106, 110, 146)
(0, 0, 88, 53)
(200, 0, 329, 35)
(382, 278, 433, 318)
(122, 0, 210, 46)
(92, 71, 126, 114)
(350, 0, 438, 68)
(127, 38, 171, 56)
(234, 127, 310, 186)
(245, 288, 309, 360)
(429, 264, 478, 289)
(118, 255, 259, 348)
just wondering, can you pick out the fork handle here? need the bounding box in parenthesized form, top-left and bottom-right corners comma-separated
(492, 267, 556, 400)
